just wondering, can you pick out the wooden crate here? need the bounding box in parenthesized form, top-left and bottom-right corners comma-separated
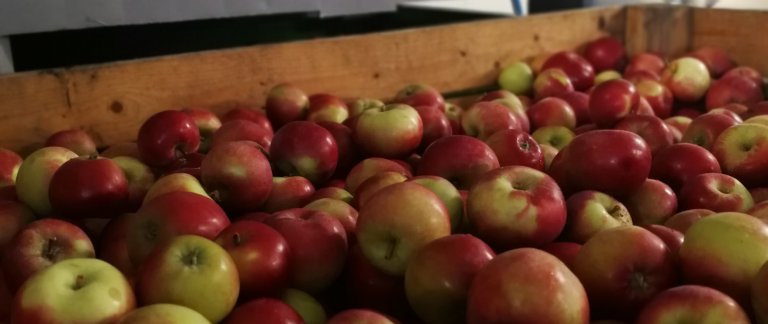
(0, 5, 766, 155)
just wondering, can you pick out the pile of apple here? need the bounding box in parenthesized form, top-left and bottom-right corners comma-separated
(1, 34, 768, 324)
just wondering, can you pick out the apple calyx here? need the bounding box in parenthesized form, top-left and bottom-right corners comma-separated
(182, 248, 204, 266)
(629, 271, 651, 295)
(232, 233, 242, 246)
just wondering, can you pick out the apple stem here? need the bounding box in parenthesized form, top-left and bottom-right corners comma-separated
(73, 274, 86, 290)
(233, 233, 242, 246)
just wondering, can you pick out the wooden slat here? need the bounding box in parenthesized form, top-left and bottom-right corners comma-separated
(691, 8, 768, 75)
(625, 5, 692, 58)
(0, 6, 625, 154)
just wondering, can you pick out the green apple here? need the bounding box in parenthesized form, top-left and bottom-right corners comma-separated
(15, 146, 78, 215)
(498, 61, 534, 95)
(142, 172, 210, 205)
(116, 304, 209, 324)
(281, 288, 327, 324)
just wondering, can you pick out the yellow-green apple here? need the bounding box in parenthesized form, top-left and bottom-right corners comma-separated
(624, 179, 678, 225)
(318, 121, 361, 179)
(706, 75, 763, 110)
(265, 83, 309, 129)
(357, 182, 450, 276)
(11, 258, 134, 324)
(345, 158, 412, 194)
(127, 191, 230, 266)
(348, 98, 385, 118)
(542, 51, 595, 91)
(724, 66, 763, 86)
(224, 298, 303, 324)
(572, 226, 677, 319)
(393, 84, 445, 113)
(540, 242, 582, 270)
(221, 106, 274, 135)
(0, 148, 22, 187)
(445, 103, 464, 135)
(549, 130, 651, 198)
(498, 61, 534, 95)
(749, 201, 768, 222)
(308, 93, 349, 124)
(554, 91, 591, 126)
(751, 259, 768, 323)
(588, 79, 640, 128)
(746, 115, 768, 127)
(3, 218, 95, 293)
(136, 110, 200, 168)
(0, 201, 35, 250)
(354, 171, 409, 209)
(643, 224, 684, 257)
(752, 187, 768, 203)
(531, 125, 575, 150)
(48, 156, 129, 219)
(636, 285, 749, 324)
(343, 244, 409, 316)
(281, 288, 327, 324)
(711, 123, 768, 187)
(405, 234, 495, 324)
(689, 47, 735, 77)
(202, 140, 273, 212)
(565, 190, 632, 243)
(354, 104, 422, 158)
(413, 105, 452, 152)
(466, 248, 589, 324)
(307, 186, 353, 205)
(98, 213, 135, 279)
(138, 235, 238, 323)
(304, 198, 358, 237)
(262, 176, 315, 213)
(533, 68, 574, 100)
(467, 166, 566, 250)
(634, 79, 673, 118)
(679, 212, 768, 307)
(408, 176, 464, 232)
(100, 142, 140, 160)
(485, 129, 544, 170)
(44, 129, 98, 157)
(595, 70, 622, 84)
(661, 57, 711, 102)
(271, 121, 339, 184)
(650, 143, 721, 192)
(624, 53, 666, 79)
(416, 135, 499, 190)
(15, 146, 77, 216)
(210, 119, 273, 152)
(326, 309, 397, 324)
(116, 304, 209, 324)
(112, 156, 155, 211)
(527, 97, 577, 130)
(460, 101, 519, 141)
(142, 172, 210, 205)
(678, 173, 754, 212)
(585, 36, 626, 72)
(181, 107, 222, 153)
(264, 208, 347, 293)
(541, 143, 559, 171)
(663, 208, 715, 233)
(214, 220, 289, 299)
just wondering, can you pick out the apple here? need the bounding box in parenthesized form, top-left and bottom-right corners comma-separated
(181, 107, 222, 153)
(343, 244, 410, 316)
(634, 78, 673, 118)
(127, 191, 230, 266)
(614, 115, 675, 154)
(466, 248, 589, 324)
(0, 201, 35, 250)
(589, 79, 640, 128)
(711, 123, 768, 187)
(679, 172, 754, 212)
(745, 115, 768, 127)
(750, 259, 768, 323)
(680, 212, 768, 307)
(752, 187, 768, 203)
(689, 47, 735, 78)
(585, 36, 626, 72)
(142, 172, 210, 205)
(554, 91, 591, 126)
(624, 53, 666, 79)
(317, 121, 360, 179)
(565, 190, 632, 243)
(650, 143, 722, 192)
(98, 213, 135, 279)
(357, 182, 450, 276)
(636, 285, 749, 324)
(48, 156, 129, 219)
(224, 298, 303, 324)
(408, 176, 464, 232)
(626, 70, 663, 84)
(304, 198, 358, 239)
(201, 140, 273, 212)
(307, 93, 349, 124)
(345, 158, 412, 194)
(264, 208, 347, 293)
(265, 83, 309, 129)
(116, 304, 209, 324)
(417, 135, 500, 190)
(260, 176, 314, 213)
(11, 258, 134, 324)
(750, 201, 768, 222)
(394, 84, 445, 112)
(44, 129, 98, 157)
(540, 143, 559, 171)
(354, 171, 409, 209)
(661, 57, 711, 102)
(595, 70, 622, 84)
(664, 116, 692, 137)
(413, 104, 452, 151)
(100, 142, 140, 160)
(643, 224, 684, 257)
(549, 130, 651, 198)
(15, 146, 78, 216)
(573, 225, 677, 319)
(111, 156, 155, 211)
(307, 186, 354, 205)
(663, 209, 715, 233)
(489, 96, 530, 133)
(210, 120, 273, 152)
(0, 148, 21, 187)
(348, 98, 385, 118)
(527, 97, 577, 130)
(542, 51, 595, 91)
(533, 68, 574, 100)
(137, 110, 200, 168)
(485, 128, 544, 170)
(271, 121, 338, 184)
(326, 309, 397, 324)
(675, 107, 704, 119)
(405, 234, 495, 324)
(138, 235, 239, 323)
(540, 242, 582, 270)
(444, 103, 464, 135)
(467, 166, 566, 250)
(624, 179, 678, 225)
(461, 101, 521, 141)
(723, 66, 763, 86)
(280, 288, 327, 324)
(497, 61, 534, 95)
(353, 104, 424, 158)
(0, 270, 10, 321)
(682, 110, 743, 151)
(706, 75, 763, 110)
(221, 106, 274, 135)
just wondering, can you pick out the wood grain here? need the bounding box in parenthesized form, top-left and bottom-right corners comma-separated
(691, 7, 768, 75)
(625, 5, 692, 58)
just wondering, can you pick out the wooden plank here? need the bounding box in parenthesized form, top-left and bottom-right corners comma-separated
(0, 6, 625, 153)
(625, 5, 692, 58)
(691, 8, 768, 75)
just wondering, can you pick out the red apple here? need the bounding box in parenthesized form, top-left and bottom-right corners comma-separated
(565, 190, 632, 243)
(210, 119, 273, 152)
(181, 107, 222, 153)
(317, 121, 360, 179)
(225, 298, 302, 324)
(706, 75, 763, 110)
(614, 115, 675, 154)
(634, 79, 673, 118)
(533, 68, 575, 100)
(142, 172, 210, 205)
(445, 103, 464, 135)
(408, 175, 464, 232)
(48, 156, 129, 219)
(689, 47, 735, 78)
(307, 186, 353, 205)
(485, 129, 544, 170)
(681, 111, 741, 150)
(723, 66, 763, 86)
(0, 201, 35, 250)
(661, 57, 712, 102)
(663, 209, 715, 233)
(262, 176, 315, 213)
(417, 135, 500, 190)
(650, 143, 721, 192)
(413, 105, 452, 151)
(643, 224, 684, 257)
(271, 121, 338, 184)
(711, 123, 768, 187)
(752, 187, 768, 203)
(137, 110, 200, 168)
(202, 140, 273, 212)
(0, 148, 21, 188)
(664, 116, 692, 137)
(394, 84, 445, 112)
(354, 171, 408, 209)
(542, 51, 596, 91)
(584, 36, 626, 72)
(527, 97, 577, 130)
(100, 142, 140, 160)
(589, 79, 640, 128)
(265, 83, 309, 129)
(345, 158, 412, 194)
(625, 179, 678, 225)
(343, 244, 409, 316)
(624, 53, 666, 78)
(308, 93, 349, 124)
(461, 101, 521, 141)
(45, 129, 98, 157)
(98, 213, 135, 278)
(326, 309, 397, 324)
(221, 106, 274, 135)
(490, 97, 531, 133)
(540, 242, 582, 270)
(637, 285, 749, 324)
(679, 172, 754, 212)
(554, 91, 591, 126)
(304, 198, 358, 239)
(540, 143, 559, 171)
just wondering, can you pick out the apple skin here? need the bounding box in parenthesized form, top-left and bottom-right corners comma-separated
(485, 129, 544, 171)
(264, 208, 348, 293)
(644, 224, 684, 257)
(342, 244, 410, 317)
(661, 57, 712, 103)
(48, 156, 130, 219)
(565, 190, 632, 243)
(210, 119, 273, 152)
(634, 78, 673, 118)
(100, 142, 141, 160)
(116, 304, 210, 324)
(271, 121, 339, 184)
(625, 53, 666, 78)
(308, 93, 349, 124)
(467, 166, 566, 250)
(614, 115, 676, 155)
(214, 220, 290, 299)
(706, 75, 764, 110)
(572, 225, 677, 320)
(111, 156, 155, 211)
(2, 218, 95, 293)
(625, 179, 678, 225)
(489, 96, 530, 133)
(326, 309, 398, 324)
(221, 106, 274, 135)
(357, 182, 451, 276)
(445, 103, 464, 135)
(497, 61, 534, 95)
(0, 148, 22, 187)
(265, 83, 309, 129)
(97, 213, 135, 279)
(404, 234, 495, 324)
(724, 66, 763, 86)
(318, 121, 361, 179)
(202, 140, 273, 212)
(345, 158, 412, 194)
(595, 70, 622, 85)
(711, 123, 768, 187)
(749, 201, 768, 222)
(589, 79, 640, 128)
(348, 98, 385, 118)
(354, 171, 409, 209)
(262, 176, 315, 213)
(663, 209, 715, 233)
(137, 110, 200, 168)
(689, 47, 735, 78)
(394, 84, 446, 113)
(0, 201, 35, 250)
(636, 285, 750, 324)
(678, 172, 754, 213)
(752, 187, 768, 203)
(417, 135, 500, 190)
(650, 143, 722, 192)
(533, 68, 575, 100)
(408, 175, 465, 232)
(304, 198, 358, 242)
(127, 191, 230, 267)
(413, 105, 452, 152)
(181, 107, 222, 154)
(354, 104, 423, 158)
(142, 172, 210, 205)
(224, 298, 303, 324)
(680, 212, 768, 307)
(466, 248, 589, 324)
(750, 260, 768, 323)
(540, 143, 559, 171)
(461, 101, 521, 141)
(549, 130, 652, 198)
(540, 242, 582, 270)
(527, 97, 577, 130)
(280, 288, 327, 324)
(138, 235, 239, 323)
(307, 186, 353, 205)
(542, 51, 596, 91)
(15, 146, 78, 216)
(532, 126, 574, 151)
(0, 274, 12, 322)
(584, 36, 626, 72)
(665, 116, 693, 136)
(11, 258, 135, 324)
(45, 129, 98, 157)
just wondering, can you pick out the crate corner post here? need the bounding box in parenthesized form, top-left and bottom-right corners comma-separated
(625, 4, 693, 58)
